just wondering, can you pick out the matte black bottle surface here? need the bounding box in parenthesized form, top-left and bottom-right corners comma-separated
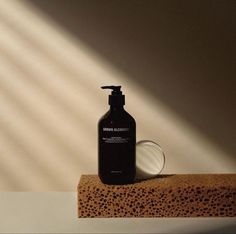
(98, 86, 136, 185)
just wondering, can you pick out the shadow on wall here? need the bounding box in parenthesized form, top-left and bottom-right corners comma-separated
(29, 0, 236, 157)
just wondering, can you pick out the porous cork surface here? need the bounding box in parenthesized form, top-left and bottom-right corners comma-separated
(77, 174, 236, 218)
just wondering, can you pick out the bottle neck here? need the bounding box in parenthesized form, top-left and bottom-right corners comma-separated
(110, 105, 124, 111)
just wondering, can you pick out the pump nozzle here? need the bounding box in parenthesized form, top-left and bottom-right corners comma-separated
(101, 86, 122, 95)
(101, 85, 125, 106)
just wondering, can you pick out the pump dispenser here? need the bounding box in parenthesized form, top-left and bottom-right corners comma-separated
(98, 86, 136, 184)
(101, 85, 125, 106)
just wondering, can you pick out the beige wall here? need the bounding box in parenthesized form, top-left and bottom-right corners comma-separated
(0, 0, 235, 190)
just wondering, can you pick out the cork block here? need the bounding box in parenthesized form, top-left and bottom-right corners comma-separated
(77, 174, 236, 218)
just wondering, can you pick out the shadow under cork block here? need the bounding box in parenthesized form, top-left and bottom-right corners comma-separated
(77, 174, 236, 218)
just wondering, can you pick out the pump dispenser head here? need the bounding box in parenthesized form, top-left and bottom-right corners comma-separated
(101, 85, 125, 106)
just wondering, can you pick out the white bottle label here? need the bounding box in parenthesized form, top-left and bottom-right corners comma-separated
(102, 127, 130, 143)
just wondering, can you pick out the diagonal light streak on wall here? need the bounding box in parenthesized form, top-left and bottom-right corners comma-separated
(0, 0, 235, 191)
(0, 55, 94, 168)
(0, 18, 102, 130)
(0, 53, 95, 170)
(0, 0, 113, 92)
(0, 84, 79, 189)
(0, 20, 97, 135)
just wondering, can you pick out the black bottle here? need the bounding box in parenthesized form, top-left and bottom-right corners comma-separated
(98, 86, 136, 185)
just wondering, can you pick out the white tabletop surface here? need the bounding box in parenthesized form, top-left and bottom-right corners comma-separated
(0, 192, 235, 233)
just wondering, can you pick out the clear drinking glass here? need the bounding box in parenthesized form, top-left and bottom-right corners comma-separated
(135, 140, 165, 180)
